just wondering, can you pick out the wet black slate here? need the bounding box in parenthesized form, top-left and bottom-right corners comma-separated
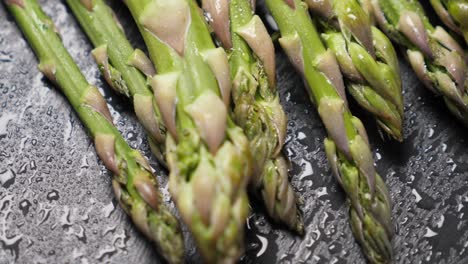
(0, 1, 467, 263)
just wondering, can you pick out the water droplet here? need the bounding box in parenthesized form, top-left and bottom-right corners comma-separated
(19, 199, 31, 216)
(60, 206, 72, 228)
(299, 159, 313, 179)
(37, 205, 53, 225)
(310, 229, 321, 241)
(96, 246, 117, 261)
(436, 215, 445, 228)
(0, 113, 15, 139)
(75, 225, 87, 244)
(46, 190, 59, 202)
(81, 156, 89, 169)
(423, 227, 438, 238)
(46, 155, 54, 162)
(427, 128, 434, 138)
(102, 201, 115, 218)
(126, 132, 135, 141)
(441, 143, 447, 152)
(30, 160, 37, 170)
(255, 235, 268, 257)
(316, 187, 328, 198)
(375, 152, 382, 161)
(17, 163, 27, 174)
(412, 189, 422, 203)
(451, 164, 457, 172)
(46, 106, 53, 116)
(0, 169, 15, 188)
(297, 132, 306, 140)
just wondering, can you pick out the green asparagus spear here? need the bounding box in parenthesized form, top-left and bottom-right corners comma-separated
(265, 0, 393, 262)
(202, 0, 303, 233)
(307, 0, 404, 141)
(4, 0, 184, 263)
(370, 0, 468, 126)
(124, 0, 252, 262)
(65, 0, 167, 164)
(430, 0, 468, 45)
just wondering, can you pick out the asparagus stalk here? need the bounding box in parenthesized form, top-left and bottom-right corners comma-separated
(265, 0, 393, 262)
(124, 0, 252, 262)
(65, 0, 167, 164)
(4, 0, 184, 263)
(306, 0, 404, 141)
(202, 0, 303, 233)
(369, 0, 468, 126)
(430, 0, 468, 45)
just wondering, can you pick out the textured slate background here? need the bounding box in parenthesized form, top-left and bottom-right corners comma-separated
(1, 1, 468, 263)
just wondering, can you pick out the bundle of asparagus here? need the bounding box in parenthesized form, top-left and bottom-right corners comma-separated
(307, 0, 404, 141)
(202, 0, 303, 233)
(66, 0, 167, 164)
(430, 0, 468, 45)
(124, 0, 252, 262)
(4, 0, 184, 263)
(265, 0, 394, 263)
(369, 0, 468, 126)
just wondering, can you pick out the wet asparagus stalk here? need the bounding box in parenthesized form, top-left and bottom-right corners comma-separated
(66, 0, 167, 164)
(124, 0, 252, 262)
(202, 0, 303, 233)
(430, 0, 468, 45)
(369, 0, 468, 126)
(265, 0, 394, 263)
(306, 0, 404, 141)
(4, 0, 184, 263)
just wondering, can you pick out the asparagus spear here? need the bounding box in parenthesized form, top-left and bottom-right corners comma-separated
(430, 0, 468, 45)
(65, 0, 169, 163)
(4, 0, 184, 263)
(306, 0, 404, 141)
(265, 0, 393, 262)
(202, 0, 303, 233)
(369, 0, 468, 126)
(65, 0, 167, 164)
(124, 0, 252, 262)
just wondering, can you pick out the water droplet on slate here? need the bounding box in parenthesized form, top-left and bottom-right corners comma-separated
(0, 169, 15, 188)
(102, 201, 115, 218)
(46, 155, 53, 162)
(46, 190, 59, 202)
(30, 160, 36, 170)
(46, 106, 53, 116)
(19, 199, 32, 215)
(17, 163, 27, 174)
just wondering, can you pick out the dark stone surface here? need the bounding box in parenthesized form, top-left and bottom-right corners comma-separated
(0, 1, 467, 263)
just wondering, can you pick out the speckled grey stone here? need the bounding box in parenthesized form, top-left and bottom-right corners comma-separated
(0, 1, 467, 264)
